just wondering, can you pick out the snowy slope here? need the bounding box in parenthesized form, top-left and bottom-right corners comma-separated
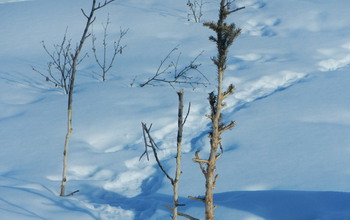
(1, 0, 350, 219)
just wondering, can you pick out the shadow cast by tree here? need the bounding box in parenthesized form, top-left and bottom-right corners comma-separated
(215, 190, 350, 220)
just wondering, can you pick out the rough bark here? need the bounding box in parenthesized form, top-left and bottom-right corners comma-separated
(173, 89, 184, 219)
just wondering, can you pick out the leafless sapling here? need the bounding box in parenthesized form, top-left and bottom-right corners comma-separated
(60, 0, 117, 197)
(191, 0, 244, 219)
(32, 29, 77, 94)
(140, 90, 197, 220)
(187, 0, 204, 23)
(91, 14, 128, 81)
(139, 45, 208, 218)
(139, 47, 209, 88)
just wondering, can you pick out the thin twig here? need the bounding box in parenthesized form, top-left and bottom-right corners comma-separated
(91, 14, 128, 81)
(165, 205, 200, 220)
(139, 47, 208, 88)
(64, 190, 80, 197)
(140, 123, 174, 185)
(182, 102, 191, 126)
(193, 151, 207, 176)
(188, 196, 205, 202)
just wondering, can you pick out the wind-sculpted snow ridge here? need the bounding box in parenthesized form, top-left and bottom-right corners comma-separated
(227, 70, 308, 113)
(318, 42, 350, 72)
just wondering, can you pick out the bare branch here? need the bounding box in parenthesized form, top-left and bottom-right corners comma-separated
(81, 9, 89, 19)
(219, 121, 235, 134)
(94, 0, 116, 10)
(165, 205, 200, 220)
(33, 29, 73, 94)
(139, 47, 209, 88)
(227, 6, 245, 15)
(140, 122, 150, 161)
(188, 196, 205, 202)
(213, 174, 219, 188)
(91, 14, 128, 81)
(182, 102, 191, 126)
(187, 0, 205, 23)
(64, 190, 80, 197)
(192, 158, 209, 164)
(140, 123, 174, 185)
(193, 151, 207, 176)
(139, 47, 178, 87)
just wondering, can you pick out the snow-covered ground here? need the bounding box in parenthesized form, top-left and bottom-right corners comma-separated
(1, 0, 350, 219)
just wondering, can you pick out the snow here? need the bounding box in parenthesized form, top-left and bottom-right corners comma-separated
(1, 0, 350, 219)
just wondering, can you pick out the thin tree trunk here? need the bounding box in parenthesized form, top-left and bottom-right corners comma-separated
(200, 0, 242, 218)
(59, 0, 116, 197)
(205, 68, 224, 219)
(60, 108, 72, 196)
(173, 89, 184, 220)
(60, 65, 75, 196)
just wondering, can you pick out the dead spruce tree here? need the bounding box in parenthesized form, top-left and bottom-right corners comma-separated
(60, 0, 116, 197)
(191, 1, 243, 219)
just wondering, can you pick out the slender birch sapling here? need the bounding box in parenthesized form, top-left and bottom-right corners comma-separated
(60, 0, 116, 197)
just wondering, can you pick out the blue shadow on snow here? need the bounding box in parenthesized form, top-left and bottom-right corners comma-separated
(215, 190, 350, 220)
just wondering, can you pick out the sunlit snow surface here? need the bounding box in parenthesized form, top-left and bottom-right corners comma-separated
(1, 0, 350, 219)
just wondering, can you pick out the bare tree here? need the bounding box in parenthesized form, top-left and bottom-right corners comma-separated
(139, 47, 208, 88)
(191, 0, 244, 219)
(140, 89, 196, 220)
(32, 29, 89, 94)
(60, 0, 116, 197)
(187, 0, 204, 23)
(32, 29, 73, 94)
(91, 14, 128, 81)
(138, 43, 208, 218)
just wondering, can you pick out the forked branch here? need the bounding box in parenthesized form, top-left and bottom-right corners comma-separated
(139, 47, 209, 88)
(193, 151, 207, 176)
(140, 90, 194, 219)
(140, 122, 174, 185)
(92, 14, 128, 81)
(165, 205, 200, 220)
(187, 0, 205, 23)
